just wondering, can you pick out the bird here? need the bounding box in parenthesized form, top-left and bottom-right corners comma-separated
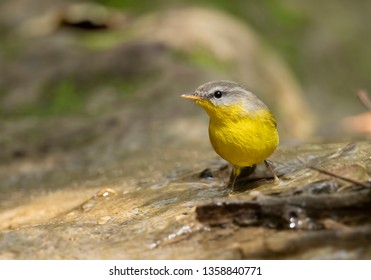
(182, 80, 279, 191)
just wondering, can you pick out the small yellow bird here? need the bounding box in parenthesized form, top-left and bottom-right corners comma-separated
(182, 80, 279, 191)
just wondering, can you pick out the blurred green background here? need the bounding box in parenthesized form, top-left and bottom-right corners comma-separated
(93, 0, 371, 124)
(0, 0, 370, 167)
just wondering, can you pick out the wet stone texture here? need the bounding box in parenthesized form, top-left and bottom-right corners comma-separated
(0, 142, 370, 259)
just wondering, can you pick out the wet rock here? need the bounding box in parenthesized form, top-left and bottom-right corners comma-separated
(0, 142, 370, 259)
(199, 168, 213, 179)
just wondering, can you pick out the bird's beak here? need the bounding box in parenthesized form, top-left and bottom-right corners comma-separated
(181, 94, 203, 101)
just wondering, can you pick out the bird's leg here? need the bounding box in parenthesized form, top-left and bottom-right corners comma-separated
(264, 160, 279, 182)
(228, 166, 241, 192)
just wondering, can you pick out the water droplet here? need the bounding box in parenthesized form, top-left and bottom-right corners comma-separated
(166, 225, 192, 241)
(94, 188, 117, 198)
(289, 216, 298, 229)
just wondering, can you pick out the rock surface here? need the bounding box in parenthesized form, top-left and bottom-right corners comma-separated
(0, 142, 370, 259)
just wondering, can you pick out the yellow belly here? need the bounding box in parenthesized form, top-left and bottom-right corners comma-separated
(208, 109, 279, 167)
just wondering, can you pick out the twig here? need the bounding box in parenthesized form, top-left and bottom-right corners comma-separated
(307, 164, 369, 188)
(357, 89, 371, 111)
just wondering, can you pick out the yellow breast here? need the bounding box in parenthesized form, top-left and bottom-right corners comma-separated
(202, 102, 279, 167)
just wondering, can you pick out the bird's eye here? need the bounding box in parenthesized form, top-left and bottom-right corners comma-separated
(213, 90, 223, 99)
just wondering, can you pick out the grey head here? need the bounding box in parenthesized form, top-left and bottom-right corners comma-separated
(193, 80, 268, 111)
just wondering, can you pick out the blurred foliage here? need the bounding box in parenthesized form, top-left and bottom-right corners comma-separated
(93, 0, 371, 118)
(3, 79, 141, 118)
(43, 80, 83, 115)
(79, 30, 136, 50)
(172, 49, 233, 74)
(2, 0, 370, 127)
(93, 0, 308, 78)
(93, 0, 166, 12)
(7, 80, 85, 117)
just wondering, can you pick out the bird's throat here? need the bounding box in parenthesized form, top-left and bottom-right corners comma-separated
(198, 101, 247, 123)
